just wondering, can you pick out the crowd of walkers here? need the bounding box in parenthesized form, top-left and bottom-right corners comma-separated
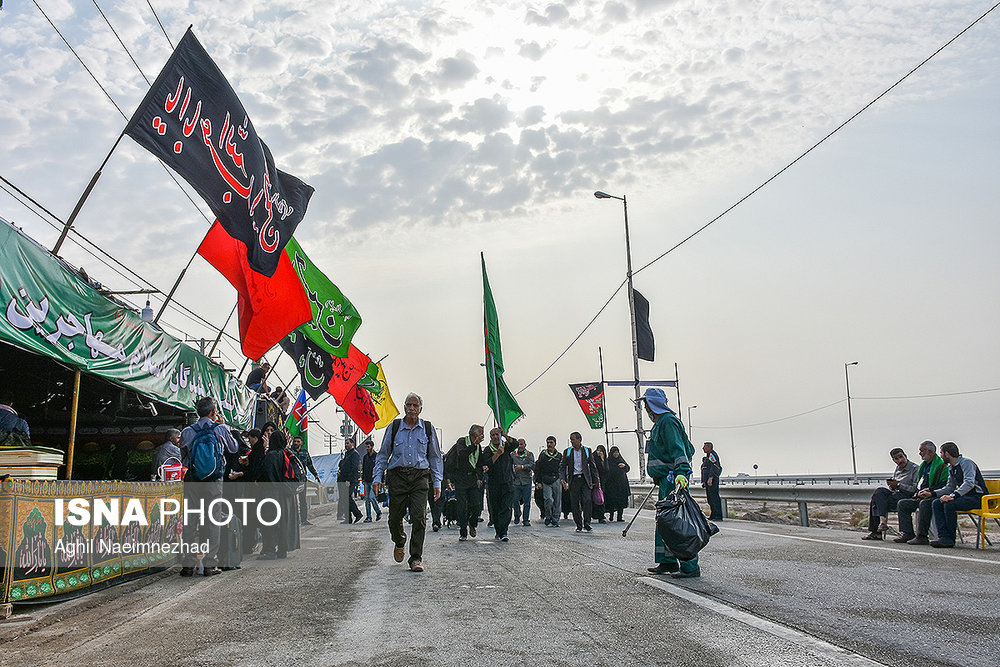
(161, 397, 321, 577)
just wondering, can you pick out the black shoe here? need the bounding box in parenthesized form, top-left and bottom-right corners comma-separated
(376, 515, 382, 521)
(647, 562, 679, 574)
(893, 533, 916, 543)
(908, 535, 930, 545)
(597, 518, 606, 524)
(363, 517, 373, 523)
(432, 523, 441, 532)
(179, 567, 194, 577)
(584, 525, 593, 532)
(575, 527, 582, 533)
(523, 520, 531, 526)
(930, 541, 955, 549)
(203, 567, 223, 577)
(469, 526, 477, 538)
(500, 535, 509, 542)
(302, 520, 313, 526)
(671, 568, 701, 579)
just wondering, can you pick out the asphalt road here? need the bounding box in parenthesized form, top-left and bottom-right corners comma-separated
(1, 507, 997, 667)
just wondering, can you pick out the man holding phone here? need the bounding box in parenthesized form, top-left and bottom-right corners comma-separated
(862, 448, 918, 540)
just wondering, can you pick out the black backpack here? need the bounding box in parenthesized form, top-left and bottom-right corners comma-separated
(387, 418, 434, 457)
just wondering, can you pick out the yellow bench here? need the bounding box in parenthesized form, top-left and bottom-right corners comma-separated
(957, 479, 1000, 549)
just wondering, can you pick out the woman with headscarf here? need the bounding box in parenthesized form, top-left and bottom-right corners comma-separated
(592, 444, 608, 524)
(259, 431, 297, 560)
(604, 446, 632, 521)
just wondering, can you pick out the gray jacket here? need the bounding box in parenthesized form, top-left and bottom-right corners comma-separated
(512, 450, 535, 485)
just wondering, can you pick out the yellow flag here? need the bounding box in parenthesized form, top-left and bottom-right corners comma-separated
(373, 362, 400, 429)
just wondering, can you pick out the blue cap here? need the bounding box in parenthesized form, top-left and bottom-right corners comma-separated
(641, 387, 674, 415)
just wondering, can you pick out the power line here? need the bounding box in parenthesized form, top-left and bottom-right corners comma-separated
(856, 387, 1000, 400)
(632, 0, 1000, 277)
(146, 0, 173, 49)
(514, 278, 627, 395)
(511, 2, 1000, 393)
(92, 0, 151, 84)
(698, 400, 846, 430)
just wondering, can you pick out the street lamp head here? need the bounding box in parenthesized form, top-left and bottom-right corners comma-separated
(594, 190, 623, 200)
(846, 361, 859, 367)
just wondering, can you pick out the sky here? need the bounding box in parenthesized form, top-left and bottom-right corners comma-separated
(1, 0, 998, 478)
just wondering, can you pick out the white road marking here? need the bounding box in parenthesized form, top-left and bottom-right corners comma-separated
(640, 577, 885, 666)
(720, 525, 1000, 565)
(632, 515, 999, 565)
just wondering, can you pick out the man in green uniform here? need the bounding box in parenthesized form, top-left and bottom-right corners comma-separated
(643, 387, 700, 579)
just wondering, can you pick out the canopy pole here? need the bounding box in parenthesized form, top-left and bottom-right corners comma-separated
(66, 368, 82, 480)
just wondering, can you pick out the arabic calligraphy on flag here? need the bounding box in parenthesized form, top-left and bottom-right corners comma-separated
(569, 382, 605, 430)
(124, 28, 313, 278)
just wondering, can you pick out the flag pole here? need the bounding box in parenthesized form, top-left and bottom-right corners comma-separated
(599, 346, 610, 455)
(294, 394, 331, 429)
(208, 303, 238, 357)
(52, 133, 127, 255)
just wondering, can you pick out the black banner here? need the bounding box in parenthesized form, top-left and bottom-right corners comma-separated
(634, 289, 655, 362)
(125, 28, 313, 278)
(279, 330, 335, 401)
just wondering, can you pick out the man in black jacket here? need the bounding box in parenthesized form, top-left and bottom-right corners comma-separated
(701, 442, 724, 521)
(338, 438, 363, 524)
(445, 425, 486, 541)
(483, 427, 518, 541)
(534, 436, 563, 527)
(559, 432, 600, 532)
(361, 439, 382, 522)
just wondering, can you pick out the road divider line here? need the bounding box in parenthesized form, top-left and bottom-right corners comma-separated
(719, 525, 999, 565)
(640, 577, 885, 666)
(630, 515, 999, 565)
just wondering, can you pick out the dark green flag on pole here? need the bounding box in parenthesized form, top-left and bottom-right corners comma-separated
(482, 253, 524, 431)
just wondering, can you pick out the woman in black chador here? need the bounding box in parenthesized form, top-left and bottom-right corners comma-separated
(603, 446, 632, 522)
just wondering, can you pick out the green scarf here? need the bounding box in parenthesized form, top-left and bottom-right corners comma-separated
(541, 449, 560, 461)
(466, 436, 480, 468)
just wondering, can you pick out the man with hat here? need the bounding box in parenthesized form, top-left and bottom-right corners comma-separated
(642, 387, 700, 578)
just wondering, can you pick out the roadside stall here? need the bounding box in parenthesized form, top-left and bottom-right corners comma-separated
(0, 218, 254, 615)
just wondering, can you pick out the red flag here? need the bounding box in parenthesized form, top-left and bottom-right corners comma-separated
(326, 345, 372, 403)
(342, 383, 377, 434)
(197, 220, 311, 360)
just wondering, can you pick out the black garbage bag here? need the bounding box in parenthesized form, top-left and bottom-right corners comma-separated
(534, 486, 545, 512)
(655, 488, 719, 561)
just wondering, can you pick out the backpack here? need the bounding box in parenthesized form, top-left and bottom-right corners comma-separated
(388, 418, 434, 457)
(189, 422, 225, 481)
(443, 442, 460, 477)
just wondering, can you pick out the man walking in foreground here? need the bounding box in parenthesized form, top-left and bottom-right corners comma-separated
(373, 393, 443, 572)
(643, 388, 700, 579)
(559, 432, 599, 533)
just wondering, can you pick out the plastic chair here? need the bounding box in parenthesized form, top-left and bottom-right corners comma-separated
(957, 479, 1000, 549)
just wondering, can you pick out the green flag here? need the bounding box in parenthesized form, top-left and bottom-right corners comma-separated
(482, 253, 524, 431)
(285, 237, 361, 358)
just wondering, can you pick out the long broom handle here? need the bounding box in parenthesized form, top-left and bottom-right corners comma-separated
(622, 483, 659, 537)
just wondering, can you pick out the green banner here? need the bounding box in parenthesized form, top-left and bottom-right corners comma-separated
(482, 253, 524, 432)
(0, 219, 253, 427)
(285, 236, 361, 358)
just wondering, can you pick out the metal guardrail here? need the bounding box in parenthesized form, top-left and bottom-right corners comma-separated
(628, 470, 1000, 528)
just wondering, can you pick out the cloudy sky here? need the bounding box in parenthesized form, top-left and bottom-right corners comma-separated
(1, 0, 998, 477)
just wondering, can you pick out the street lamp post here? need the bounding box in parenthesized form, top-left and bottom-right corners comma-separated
(687, 405, 697, 442)
(594, 190, 646, 481)
(844, 361, 859, 483)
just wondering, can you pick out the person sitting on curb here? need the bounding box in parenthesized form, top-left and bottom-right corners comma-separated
(928, 442, 987, 548)
(894, 441, 949, 544)
(862, 447, 918, 540)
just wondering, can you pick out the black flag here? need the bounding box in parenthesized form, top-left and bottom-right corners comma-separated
(634, 289, 654, 362)
(279, 330, 335, 401)
(125, 28, 313, 278)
